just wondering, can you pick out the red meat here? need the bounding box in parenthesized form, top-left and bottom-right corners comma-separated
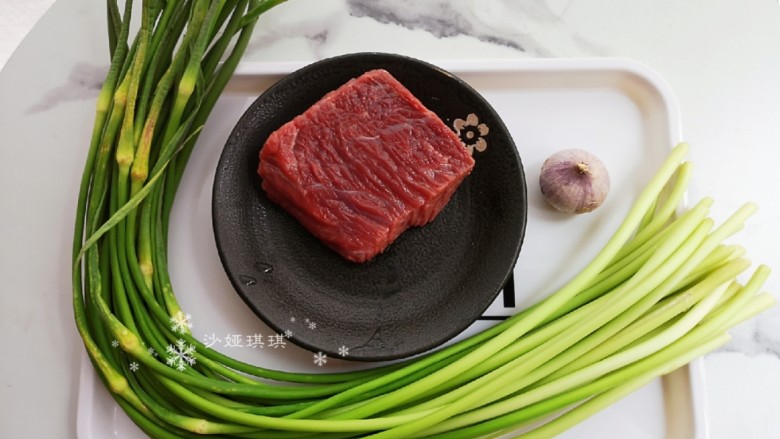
(258, 69, 475, 263)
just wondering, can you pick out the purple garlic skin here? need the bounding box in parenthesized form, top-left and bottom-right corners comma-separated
(539, 149, 610, 214)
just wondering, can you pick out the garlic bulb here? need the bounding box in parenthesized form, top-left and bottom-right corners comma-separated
(539, 149, 610, 214)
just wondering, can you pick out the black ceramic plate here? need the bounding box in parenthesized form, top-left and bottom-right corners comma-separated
(213, 53, 527, 361)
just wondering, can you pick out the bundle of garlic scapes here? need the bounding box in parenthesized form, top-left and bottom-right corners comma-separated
(72, 1, 773, 437)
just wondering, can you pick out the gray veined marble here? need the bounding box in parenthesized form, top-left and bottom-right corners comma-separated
(247, 7, 340, 59)
(240, 0, 613, 62)
(26, 62, 106, 114)
(347, 0, 527, 50)
(344, 0, 608, 57)
(722, 304, 780, 359)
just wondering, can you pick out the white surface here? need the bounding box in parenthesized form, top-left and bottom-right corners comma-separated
(1, 1, 779, 438)
(0, 0, 55, 70)
(76, 58, 703, 438)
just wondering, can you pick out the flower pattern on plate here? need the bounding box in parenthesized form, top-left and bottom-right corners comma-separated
(453, 113, 489, 155)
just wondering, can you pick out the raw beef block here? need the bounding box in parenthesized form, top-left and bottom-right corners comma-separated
(258, 69, 475, 263)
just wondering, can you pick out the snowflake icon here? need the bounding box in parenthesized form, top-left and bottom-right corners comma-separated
(313, 352, 327, 367)
(338, 346, 349, 357)
(111, 340, 119, 348)
(147, 347, 157, 357)
(284, 329, 294, 339)
(308, 321, 317, 330)
(290, 316, 296, 323)
(166, 339, 196, 372)
(170, 311, 193, 334)
(129, 362, 139, 372)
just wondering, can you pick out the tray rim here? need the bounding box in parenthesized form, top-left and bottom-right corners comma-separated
(77, 56, 708, 439)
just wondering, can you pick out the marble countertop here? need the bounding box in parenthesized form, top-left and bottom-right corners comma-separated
(1, 0, 779, 438)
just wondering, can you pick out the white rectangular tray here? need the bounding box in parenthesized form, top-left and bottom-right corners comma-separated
(77, 57, 708, 438)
